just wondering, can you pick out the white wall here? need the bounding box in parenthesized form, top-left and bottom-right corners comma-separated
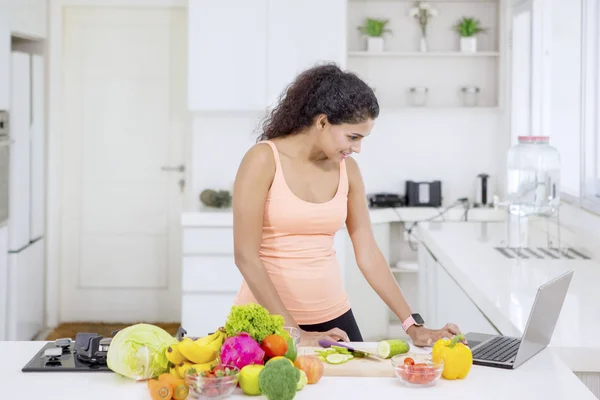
(191, 108, 501, 208)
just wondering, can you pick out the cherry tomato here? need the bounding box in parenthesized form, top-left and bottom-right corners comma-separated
(403, 357, 415, 366)
(261, 334, 288, 358)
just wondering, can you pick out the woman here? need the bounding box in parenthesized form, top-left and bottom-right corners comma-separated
(232, 64, 461, 347)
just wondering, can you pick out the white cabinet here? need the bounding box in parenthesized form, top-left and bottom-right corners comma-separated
(8, 51, 31, 251)
(418, 241, 499, 335)
(0, 0, 47, 39)
(265, 0, 347, 107)
(30, 54, 45, 239)
(181, 226, 242, 337)
(0, 225, 8, 341)
(187, 0, 268, 111)
(187, 0, 347, 111)
(0, 15, 10, 110)
(6, 238, 45, 340)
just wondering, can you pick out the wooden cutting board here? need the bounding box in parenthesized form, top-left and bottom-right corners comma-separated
(297, 346, 395, 377)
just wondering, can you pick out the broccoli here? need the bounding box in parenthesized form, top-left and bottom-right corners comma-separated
(258, 359, 300, 400)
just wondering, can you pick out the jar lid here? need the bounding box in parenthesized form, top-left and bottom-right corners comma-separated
(518, 136, 549, 143)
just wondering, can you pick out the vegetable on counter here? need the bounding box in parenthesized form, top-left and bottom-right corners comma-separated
(377, 339, 409, 359)
(431, 334, 473, 380)
(258, 358, 301, 400)
(106, 323, 177, 380)
(224, 303, 288, 343)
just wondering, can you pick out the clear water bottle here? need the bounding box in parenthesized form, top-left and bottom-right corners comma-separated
(506, 136, 561, 217)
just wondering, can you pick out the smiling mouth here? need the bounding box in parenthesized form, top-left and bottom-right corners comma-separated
(341, 152, 351, 158)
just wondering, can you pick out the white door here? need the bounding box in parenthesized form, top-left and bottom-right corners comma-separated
(60, 7, 188, 323)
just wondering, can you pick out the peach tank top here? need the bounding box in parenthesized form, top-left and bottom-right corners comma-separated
(233, 140, 351, 325)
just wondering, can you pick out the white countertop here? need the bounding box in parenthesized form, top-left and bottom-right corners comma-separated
(3, 341, 595, 399)
(182, 206, 506, 227)
(418, 221, 600, 372)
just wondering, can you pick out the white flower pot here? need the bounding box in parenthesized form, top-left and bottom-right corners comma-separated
(460, 37, 477, 53)
(367, 37, 384, 53)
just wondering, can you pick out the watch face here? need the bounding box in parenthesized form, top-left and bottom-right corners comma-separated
(412, 313, 425, 325)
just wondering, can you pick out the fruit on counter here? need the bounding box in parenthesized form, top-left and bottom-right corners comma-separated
(266, 356, 294, 366)
(261, 334, 288, 359)
(106, 323, 177, 380)
(431, 334, 473, 380)
(178, 337, 218, 364)
(224, 303, 288, 343)
(239, 364, 265, 396)
(179, 358, 219, 377)
(294, 355, 324, 384)
(258, 358, 301, 400)
(169, 366, 181, 379)
(186, 364, 240, 399)
(296, 369, 308, 391)
(377, 339, 410, 359)
(165, 343, 187, 365)
(220, 332, 266, 370)
(194, 328, 225, 346)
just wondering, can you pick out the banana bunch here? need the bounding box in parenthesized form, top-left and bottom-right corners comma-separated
(165, 327, 226, 378)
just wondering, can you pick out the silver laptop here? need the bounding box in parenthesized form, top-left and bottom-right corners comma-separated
(465, 268, 574, 370)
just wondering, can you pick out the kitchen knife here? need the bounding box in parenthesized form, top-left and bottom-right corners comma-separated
(318, 340, 383, 361)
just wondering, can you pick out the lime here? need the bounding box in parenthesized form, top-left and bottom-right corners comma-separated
(266, 356, 294, 366)
(325, 353, 349, 365)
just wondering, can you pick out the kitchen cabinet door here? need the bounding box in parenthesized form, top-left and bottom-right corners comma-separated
(0, 15, 9, 110)
(0, 225, 8, 341)
(6, 238, 45, 341)
(434, 261, 499, 335)
(2, 0, 47, 39)
(8, 52, 31, 252)
(187, 0, 267, 111)
(30, 54, 45, 240)
(266, 0, 347, 108)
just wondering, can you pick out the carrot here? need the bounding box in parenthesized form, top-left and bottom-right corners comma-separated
(147, 379, 158, 390)
(148, 379, 173, 400)
(157, 373, 188, 400)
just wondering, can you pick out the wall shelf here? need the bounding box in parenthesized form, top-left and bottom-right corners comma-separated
(348, 51, 501, 57)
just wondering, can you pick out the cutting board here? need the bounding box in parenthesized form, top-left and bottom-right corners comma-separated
(297, 346, 395, 377)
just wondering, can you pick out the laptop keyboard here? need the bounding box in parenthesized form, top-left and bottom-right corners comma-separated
(472, 336, 521, 363)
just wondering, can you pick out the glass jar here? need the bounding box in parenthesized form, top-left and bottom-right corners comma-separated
(408, 87, 428, 107)
(506, 136, 561, 217)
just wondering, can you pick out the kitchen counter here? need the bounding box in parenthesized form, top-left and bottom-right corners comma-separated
(418, 221, 600, 373)
(181, 206, 506, 227)
(3, 341, 596, 399)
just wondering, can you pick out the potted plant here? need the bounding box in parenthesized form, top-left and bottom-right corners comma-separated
(409, 2, 438, 52)
(453, 17, 486, 53)
(357, 18, 392, 52)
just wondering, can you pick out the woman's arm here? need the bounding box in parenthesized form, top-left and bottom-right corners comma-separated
(345, 157, 461, 346)
(232, 144, 349, 344)
(232, 144, 299, 328)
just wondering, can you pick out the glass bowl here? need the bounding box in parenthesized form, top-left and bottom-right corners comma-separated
(284, 326, 301, 349)
(185, 365, 240, 399)
(391, 353, 444, 388)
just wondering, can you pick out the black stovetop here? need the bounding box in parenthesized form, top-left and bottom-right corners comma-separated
(22, 333, 113, 373)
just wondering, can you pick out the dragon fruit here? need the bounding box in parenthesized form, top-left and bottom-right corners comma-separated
(220, 332, 265, 369)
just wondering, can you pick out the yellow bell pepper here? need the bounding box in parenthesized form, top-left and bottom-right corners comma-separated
(431, 334, 473, 380)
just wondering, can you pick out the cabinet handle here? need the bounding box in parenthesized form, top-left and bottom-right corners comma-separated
(161, 164, 185, 173)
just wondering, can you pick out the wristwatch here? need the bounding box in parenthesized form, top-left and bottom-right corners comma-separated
(402, 313, 425, 332)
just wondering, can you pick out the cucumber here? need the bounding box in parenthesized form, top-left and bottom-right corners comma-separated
(326, 353, 349, 365)
(377, 339, 410, 359)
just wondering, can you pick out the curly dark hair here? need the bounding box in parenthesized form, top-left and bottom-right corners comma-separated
(256, 63, 379, 142)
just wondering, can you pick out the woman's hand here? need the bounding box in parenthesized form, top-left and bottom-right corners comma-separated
(298, 328, 350, 346)
(407, 323, 464, 347)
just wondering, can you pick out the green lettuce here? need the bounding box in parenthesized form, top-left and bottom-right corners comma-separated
(106, 323, 177, 380)
(224, 303, 287, 343)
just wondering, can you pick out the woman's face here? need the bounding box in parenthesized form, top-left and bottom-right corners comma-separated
(320, 118, 374, 162)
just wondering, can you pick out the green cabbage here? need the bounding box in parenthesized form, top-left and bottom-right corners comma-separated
(106, 323, 177, 380)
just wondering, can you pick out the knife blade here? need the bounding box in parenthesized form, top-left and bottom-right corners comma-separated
(317, 340, 383, 361)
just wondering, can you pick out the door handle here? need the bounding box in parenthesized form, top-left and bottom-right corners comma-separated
(161, 164, 185, 173)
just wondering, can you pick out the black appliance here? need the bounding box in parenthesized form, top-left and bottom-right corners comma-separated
(368, 192, 405, 208)
(22, 333, 113, 372)
(474, 173, 493, 207)
(405, 180, 442, 207)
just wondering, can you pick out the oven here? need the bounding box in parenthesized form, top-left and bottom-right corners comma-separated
(0, 110, 10, 226)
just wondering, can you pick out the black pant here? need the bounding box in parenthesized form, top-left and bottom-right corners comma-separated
(299, 309, 364, 342)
